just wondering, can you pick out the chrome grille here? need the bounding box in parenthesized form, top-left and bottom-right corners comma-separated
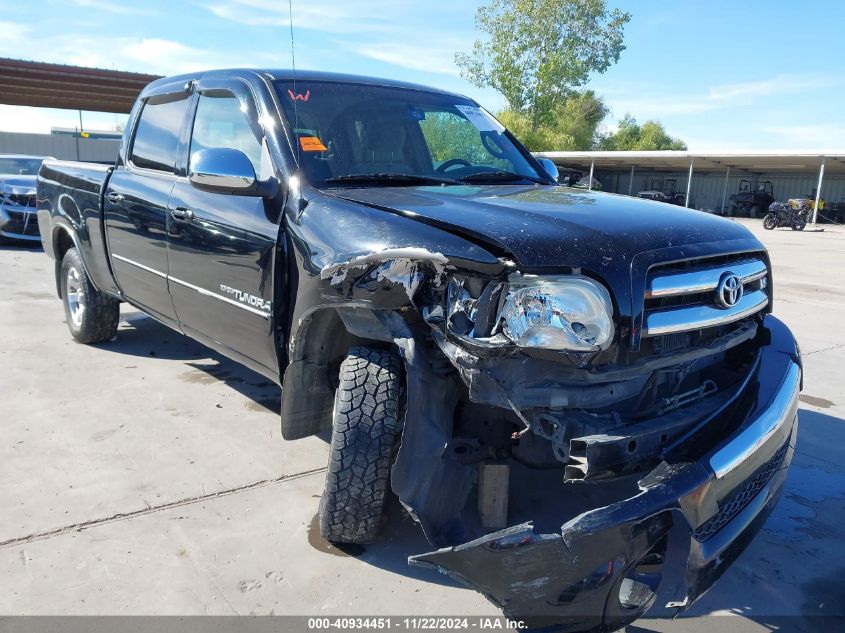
(642, 256, 769, 337)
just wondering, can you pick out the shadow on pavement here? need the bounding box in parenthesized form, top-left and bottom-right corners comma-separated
(91, 311, 282, 414)
(0, 241, 43, 251)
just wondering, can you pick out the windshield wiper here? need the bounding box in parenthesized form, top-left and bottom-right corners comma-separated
(458, 170, 548, 184)
(322, 173, 459, 186)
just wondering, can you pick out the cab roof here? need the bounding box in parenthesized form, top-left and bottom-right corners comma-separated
(139, 68, 472, 102)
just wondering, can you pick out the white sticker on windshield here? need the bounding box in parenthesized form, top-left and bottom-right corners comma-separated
(455, 105, 505, 133)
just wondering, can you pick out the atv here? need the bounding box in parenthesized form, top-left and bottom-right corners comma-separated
(728, 179, 774, 217)
(637, 178, 687, 206)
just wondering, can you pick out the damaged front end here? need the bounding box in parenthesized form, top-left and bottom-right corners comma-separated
(319, 246, 800, 631)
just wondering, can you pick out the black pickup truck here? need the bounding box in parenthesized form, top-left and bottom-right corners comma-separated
(37, 69, 801, 630)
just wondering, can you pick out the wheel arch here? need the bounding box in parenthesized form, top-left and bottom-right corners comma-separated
(52, 225, 81, 298)
(279, 305, 400, 440)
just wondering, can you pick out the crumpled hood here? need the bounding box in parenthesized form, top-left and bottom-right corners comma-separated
(335, 184, 760, 270)
(0, 175, 37, 195)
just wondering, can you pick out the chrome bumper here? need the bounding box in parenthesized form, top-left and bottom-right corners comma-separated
(710, 361, 800, 478)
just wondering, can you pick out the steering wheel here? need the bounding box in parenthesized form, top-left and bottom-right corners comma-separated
(436, 158, 472, 173)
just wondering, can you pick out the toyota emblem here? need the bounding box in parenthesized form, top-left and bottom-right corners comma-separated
(716, 273, 743, 308)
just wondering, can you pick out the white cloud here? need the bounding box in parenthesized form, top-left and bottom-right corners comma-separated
(0, 106, 77, 134)
(600, 73, 838, 121)
(121, 38, 240, 75)
(0, 21, 31, 48)
(0, 24, 270, 77)
(208, 0, 398, 34)
(708, 74, 831, 101)
(66, 0, 154, 15)
(208, 0, 468, 76)
(349, 40, 462, 76)
(0, 105, 125, 134)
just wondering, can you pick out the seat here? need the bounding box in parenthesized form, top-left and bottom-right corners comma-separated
(353, 118, 413, 175)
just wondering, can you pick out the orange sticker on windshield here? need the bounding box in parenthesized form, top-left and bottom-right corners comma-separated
(300, 136, 327, 152)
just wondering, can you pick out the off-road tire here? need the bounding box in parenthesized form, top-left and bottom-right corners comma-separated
(319, 347, 402, 544)
(61, 247, 120, 344)
(763, 214, 777, 230)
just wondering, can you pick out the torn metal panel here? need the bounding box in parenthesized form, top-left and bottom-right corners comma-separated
(375, 311, 478, 545)
(411, 511, 673, 632)
(321, 247, 447, 282)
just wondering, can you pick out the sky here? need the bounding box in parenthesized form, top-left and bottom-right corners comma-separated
(1, 0, 843, 151)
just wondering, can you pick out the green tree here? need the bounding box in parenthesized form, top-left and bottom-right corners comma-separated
(455, 0, 630, 134)
(498, 90, 608, 151)
(598, 114, 687, 150)
(419, 111, 507, 166)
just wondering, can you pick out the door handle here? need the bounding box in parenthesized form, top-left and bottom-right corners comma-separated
(106, 191, 124, 204)
(170, 206, 194, 222)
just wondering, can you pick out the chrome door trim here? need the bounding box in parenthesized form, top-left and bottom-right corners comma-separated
(111, 253, 167, 278)
(110, 253, 271, 319)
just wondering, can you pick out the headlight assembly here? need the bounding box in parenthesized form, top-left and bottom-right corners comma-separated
(500, 275, 615, 352)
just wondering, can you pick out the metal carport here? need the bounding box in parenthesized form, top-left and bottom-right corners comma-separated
(535, 150, 845, 225)
(0, 57, 160, 114)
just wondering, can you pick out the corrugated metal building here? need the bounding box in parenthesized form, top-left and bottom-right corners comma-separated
(0, 131, 119, 163)
(536, 151, 845, 217)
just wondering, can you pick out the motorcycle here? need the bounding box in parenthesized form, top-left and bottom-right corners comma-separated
(763, 201, 807, 231)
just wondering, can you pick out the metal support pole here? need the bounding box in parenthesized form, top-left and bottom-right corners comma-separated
(685, 158, 694, 208)
(628, 164, 635, 195)
(74, 109, 83, 161)
(813, 157, 826, 226)
(720, 166, 731, 214)
(588, 159, 595, 191)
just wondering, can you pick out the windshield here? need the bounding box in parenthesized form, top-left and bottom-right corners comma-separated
(0, 157, 44, 176)
(274, 80, 546, 187)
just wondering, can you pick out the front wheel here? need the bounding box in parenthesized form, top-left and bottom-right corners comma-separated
(763, 214, 777, 230)
(319, 347, 402, 544)
(61, 248, 120, 343)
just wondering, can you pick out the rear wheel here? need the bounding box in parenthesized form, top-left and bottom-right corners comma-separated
(319, 347, 402, 544)
(792, 215, 807, 231)
(763, 214, 777, 230)
(61, 248, 120, 343)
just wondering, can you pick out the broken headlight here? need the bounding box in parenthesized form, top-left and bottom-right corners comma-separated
(500, 276, 614, 351)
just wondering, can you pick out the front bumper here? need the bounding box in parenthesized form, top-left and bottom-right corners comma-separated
(410, 315, 800, 631)
(0, 205, 42, 241)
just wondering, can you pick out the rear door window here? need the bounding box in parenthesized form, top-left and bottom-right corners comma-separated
(130, 95, 190, 172)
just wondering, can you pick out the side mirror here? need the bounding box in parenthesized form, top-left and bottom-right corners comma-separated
(537, 158, 559, 182)
(189, 148, 276, 197)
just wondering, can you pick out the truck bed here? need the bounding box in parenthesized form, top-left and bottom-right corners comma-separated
(37, 159, 119, 297)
